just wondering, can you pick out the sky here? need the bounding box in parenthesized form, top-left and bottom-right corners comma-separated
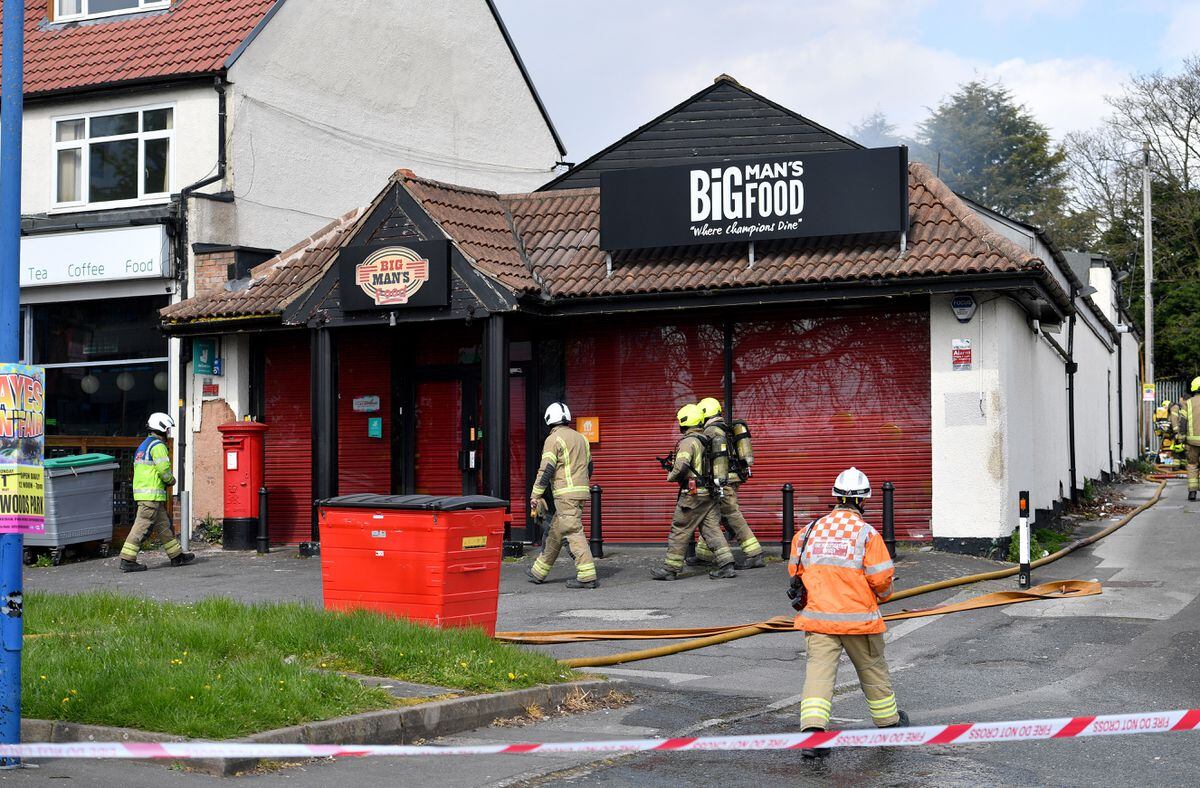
(494, 0, 1196, 163)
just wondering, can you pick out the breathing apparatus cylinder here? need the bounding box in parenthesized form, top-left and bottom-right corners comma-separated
(730, 419, 754, 478)
(709, 429, 730, 485)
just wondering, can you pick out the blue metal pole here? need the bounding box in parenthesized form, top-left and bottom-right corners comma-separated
(0, 0, 26, 763)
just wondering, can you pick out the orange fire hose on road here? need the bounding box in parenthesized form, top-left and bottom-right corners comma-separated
(497, 480, 1166, 668)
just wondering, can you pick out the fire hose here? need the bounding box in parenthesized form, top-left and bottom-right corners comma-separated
(496, 480, 1166, 668)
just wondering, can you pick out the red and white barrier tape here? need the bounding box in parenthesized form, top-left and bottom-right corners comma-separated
(3, 708, 1199, 759)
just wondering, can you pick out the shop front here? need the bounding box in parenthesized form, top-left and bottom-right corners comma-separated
(163, 77, 1138, 555)
(20, 222, 175, 531)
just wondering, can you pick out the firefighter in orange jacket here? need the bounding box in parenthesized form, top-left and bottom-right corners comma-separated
(787, 467, 908, 758)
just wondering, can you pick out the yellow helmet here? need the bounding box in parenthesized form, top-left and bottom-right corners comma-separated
(696, 397, 723, 421)
(1162, 399, 1173, 409)
(1192, 376, 1200, 393)
(677, 403, 703, 428)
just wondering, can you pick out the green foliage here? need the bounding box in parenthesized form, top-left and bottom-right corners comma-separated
(23, 592, 571, 738)
(1007, 527, 1072, 563)
(32, 553, 52, 569)
(1083, 478, 1097, 503)
(196, 514, 222, 543)
(915, 81, 1089, 248)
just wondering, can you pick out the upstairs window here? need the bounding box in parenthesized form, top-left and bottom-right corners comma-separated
(53, 105, 174, 209)
(55, 0, 170, 22)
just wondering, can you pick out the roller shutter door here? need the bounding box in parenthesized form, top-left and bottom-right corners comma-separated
(732, 309, 931, 540)
(566, 320, 724, 541)
(414, 380, 462, 495)
(509, 373, 527, 533)
(337, 333, 391, 495)
(263, 332, 312, 544)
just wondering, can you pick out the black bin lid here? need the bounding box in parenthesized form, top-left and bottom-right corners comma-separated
(317, 494, 509, 511)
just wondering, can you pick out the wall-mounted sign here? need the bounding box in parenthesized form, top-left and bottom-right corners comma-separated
(951, 294, 977, 323)
(599, 147, 908, 251)
(578, 416, 600, 443)
(1143, 383, 1156, 402)
(952, 339, 972, 371)
(193, 338, 219, 376)
(353, 395, 381, 413)
(0, 364, 45, 534)
(20, 225, 169, 288)
(337, 240, 450, 312)
(367, 417, 383, 439)
(201, 379, 219, 397)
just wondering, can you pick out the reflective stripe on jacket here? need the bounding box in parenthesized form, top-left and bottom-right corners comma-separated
(787, 506, 894, 635)
(531, 426, 591, 501)
(666, 430, 710, 496)
(132, 436, 174, 502)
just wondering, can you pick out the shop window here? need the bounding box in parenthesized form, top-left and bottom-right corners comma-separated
(55, 0, 169, 22)
(52, 105, 173, 209)
(32, 295, 169, 437)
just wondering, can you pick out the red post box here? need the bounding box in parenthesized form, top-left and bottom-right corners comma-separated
(217, 422, 269, 551)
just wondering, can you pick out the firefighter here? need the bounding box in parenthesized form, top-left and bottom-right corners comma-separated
(652, 404, 737, 581)
(526, 402, 598, 589)
(693, 397, 764, 569)
(787, 467, 907, 757)
(1171, 396, 1188, 461)
(1185, 378, 1200, 501)
(120, 413, 194, 572)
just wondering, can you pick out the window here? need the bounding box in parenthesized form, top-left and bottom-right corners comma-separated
(55, 0, 170, 22)
(53, 105, 174, 208)
(32, 296, 169, 437)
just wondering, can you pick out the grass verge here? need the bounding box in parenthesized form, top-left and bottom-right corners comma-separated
(24, 591, 573, 739)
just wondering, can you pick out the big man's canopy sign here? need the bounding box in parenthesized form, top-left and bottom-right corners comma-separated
(337, 240, 450, 312)
(599, 147, 908, 251)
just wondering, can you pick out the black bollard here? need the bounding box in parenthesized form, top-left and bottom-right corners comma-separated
(589, 484, 604, 559)
(257, 487, 270, 554)
(781, 483, 794, 559)
(882, 481, 896, 560)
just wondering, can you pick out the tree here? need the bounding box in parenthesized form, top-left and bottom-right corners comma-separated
(850, 111, 901, 148)
(1064, 56, 1200, 379)
(917, 81, 1091, 249)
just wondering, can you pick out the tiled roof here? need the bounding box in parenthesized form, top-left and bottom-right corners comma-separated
(163, 162, 1069, 325)
(506, 162, 1064, 302)
(1, 0, 277, 96)
(397, 172, 540, 295)
(161, 206, 366, 323)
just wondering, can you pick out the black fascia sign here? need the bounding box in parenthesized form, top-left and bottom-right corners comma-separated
(599, 146, 908, 251)
(338, 240, 450, 312)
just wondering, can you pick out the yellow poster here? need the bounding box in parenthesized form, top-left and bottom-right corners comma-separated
(0, 364, 45, 534)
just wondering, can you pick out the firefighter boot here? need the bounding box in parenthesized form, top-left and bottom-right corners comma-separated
(800, 729, 830, 760)
(170, 553, 196, 567)
(737, 553, 766, 569)
(1190, 491, 1197, 501)
(651, 567, 679, 581)
(882, 710, 910, 728)
(566, 578, 597, 589)
(525, 566, 546, 584)
(120, 559, 147, 573)
(708, 562, 737, 579)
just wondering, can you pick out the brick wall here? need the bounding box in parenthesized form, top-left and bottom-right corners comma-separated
(194, 250, 234, 295)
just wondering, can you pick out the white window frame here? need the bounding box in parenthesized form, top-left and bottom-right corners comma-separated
(54, 0, 170, 23)
(50, 102, 176, 213)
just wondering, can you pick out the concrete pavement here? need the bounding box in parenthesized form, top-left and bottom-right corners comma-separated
(10, 479, 1200, 785)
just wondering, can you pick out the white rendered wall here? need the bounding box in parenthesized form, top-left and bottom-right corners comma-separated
(219, 0, 563, 252)
(21, 84, 219, 215)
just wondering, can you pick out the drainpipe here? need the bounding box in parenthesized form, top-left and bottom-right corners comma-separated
(172, 76, 228, 521)
(1066, 304, 1078, 503)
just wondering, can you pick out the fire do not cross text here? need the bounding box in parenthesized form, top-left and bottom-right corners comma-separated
(689, 160, 805, 236)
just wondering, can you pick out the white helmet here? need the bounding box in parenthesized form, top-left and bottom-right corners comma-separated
(544, 402, 570, 426)
(147, 412, 175, 436)
(832, 467, 871, 499)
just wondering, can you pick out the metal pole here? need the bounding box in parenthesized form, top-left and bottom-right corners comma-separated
(0, 0, 24, 762)
(1018, 490, 1031, 589)
(589, 485, 603, 559)
(882, 481, 896, 560)
(180, 490, 191, 553)
(257, 488, 269, 554)
(1143, 141, 1154, 454)
(780, 483, 794, 559)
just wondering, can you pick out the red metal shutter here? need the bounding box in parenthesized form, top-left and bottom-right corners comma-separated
(509, 374, 526, 531)
(733, 309, 931, 540)
(566, 320, 724, 542)
(337, 333, 391, 495)
(263, 332, 312, 544)
(414, 380, 462, 495)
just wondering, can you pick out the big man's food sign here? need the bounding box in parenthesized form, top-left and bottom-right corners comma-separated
(600, 147, 908, 251)
(0, 364, 45, 534)
(338, 240, 450, 312)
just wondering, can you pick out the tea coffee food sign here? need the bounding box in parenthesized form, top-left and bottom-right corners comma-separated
(599, 147, 908, 251)
(338, 240, 450, 311)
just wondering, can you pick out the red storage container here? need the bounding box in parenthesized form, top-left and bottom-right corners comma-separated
(318, 494, 507, 635)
